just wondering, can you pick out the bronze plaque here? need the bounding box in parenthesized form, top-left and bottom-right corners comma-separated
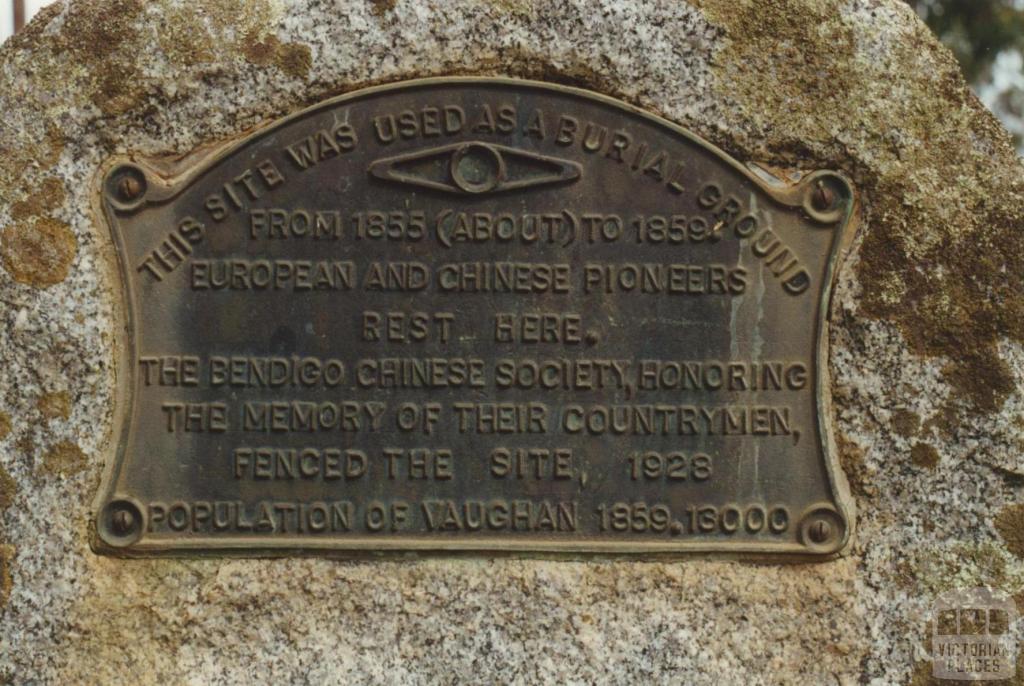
(93, 78, 856, 558)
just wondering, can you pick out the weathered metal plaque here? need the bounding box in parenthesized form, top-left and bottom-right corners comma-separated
(94, 78, 856, 557)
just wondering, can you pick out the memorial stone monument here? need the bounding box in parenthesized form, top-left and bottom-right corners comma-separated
(0, 0, 1023, 683)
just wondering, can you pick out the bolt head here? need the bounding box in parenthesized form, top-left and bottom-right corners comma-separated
(811, 180, 836, 212)
(112, 508, 136, 535)
(118, 176, 142, 201)
(808, 519, 832, 544)
(98, 498, 145, 548)
(107, 165, 147, 206)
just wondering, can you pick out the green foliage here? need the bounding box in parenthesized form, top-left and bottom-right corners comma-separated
(908, 0, 1024, 82)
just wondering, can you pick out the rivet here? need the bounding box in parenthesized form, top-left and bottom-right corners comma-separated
(112, 508, 136, 535)
(811, 179, 835, 212)
(117, 175, 143, 202)
(808, 519, 832, 544)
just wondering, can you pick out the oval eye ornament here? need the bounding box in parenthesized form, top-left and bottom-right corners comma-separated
(94, 77, 856, 559)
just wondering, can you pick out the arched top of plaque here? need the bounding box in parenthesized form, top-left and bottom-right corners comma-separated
(94, 77, 856, 559)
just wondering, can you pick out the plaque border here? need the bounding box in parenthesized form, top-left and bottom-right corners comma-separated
(92, 76, 858, 560)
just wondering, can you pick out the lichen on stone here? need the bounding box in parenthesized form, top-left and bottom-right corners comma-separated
(13, 434, 32, 462)
(0, 133, 65, 210)
(9, 177, 65, 222)
(241, 31, 279, 66)
(837, 432, 872, 498)
(691, 0, 1024, 424)
(921, 405, 960, 441)
(0, 218, 77, 288)
(914, 540, 1024, 597)
(911, 442, 940, 469)
(39, 440, 87, 478)
(36, 392, 71, 421)
(2, 0, 290, 117)
(996, 504, 1024, 559)
(275, 42, 312, 79)
(0, 466, 15, 511)
(368, 0, 398, 15)
(50, 0, 146, 115)
(242, 32, 312, 78)
(0, 413, 9, 441)
(0, 545, 12, 609)
(892, 409, 921, 438)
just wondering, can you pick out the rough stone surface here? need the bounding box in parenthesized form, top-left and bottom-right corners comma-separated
(0, 0, 1022, 683)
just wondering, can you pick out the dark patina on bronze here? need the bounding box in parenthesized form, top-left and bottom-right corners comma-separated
(93, 78, 856, 558)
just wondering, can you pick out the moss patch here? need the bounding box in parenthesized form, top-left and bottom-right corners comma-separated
(0, 218, 77, 288)
(996, 504, 1024, 559)
(40, 440, 88, 478)
(0, 413, 9, 441)
(911, 442, 941, 470)
(37, 391, 71, 421)
(692, 0, 1024, 423)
